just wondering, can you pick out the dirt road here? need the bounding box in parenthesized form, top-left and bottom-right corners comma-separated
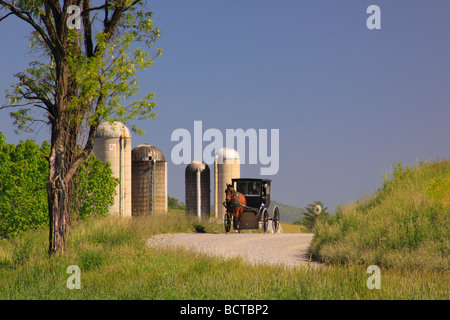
(146, 233, 318, 268)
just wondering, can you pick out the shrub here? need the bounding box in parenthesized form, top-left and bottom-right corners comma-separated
(71, 153, 118, 220)
(0, 134, 49, 238)
(0, 133, 117, 238)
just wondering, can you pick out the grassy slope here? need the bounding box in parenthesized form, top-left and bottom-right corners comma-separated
(309, 160, 449, 271)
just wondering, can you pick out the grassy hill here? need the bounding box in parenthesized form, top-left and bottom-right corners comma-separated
(309, 160, 449, 271)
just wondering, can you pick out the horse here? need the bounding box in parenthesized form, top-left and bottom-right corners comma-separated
(223, 184, 246, 234)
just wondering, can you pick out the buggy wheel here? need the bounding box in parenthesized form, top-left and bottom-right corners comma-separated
(224, 213, 231, 233)
(262, 208, 269, 233)
(272, 206, 280, 233)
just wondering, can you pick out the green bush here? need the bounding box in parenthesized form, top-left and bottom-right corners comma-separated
(0, 134, 49, 238)
(72, 153, 118, 220)
(0, 133, 118, 239)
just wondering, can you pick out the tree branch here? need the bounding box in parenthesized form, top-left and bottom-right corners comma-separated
(64, 109, 101, 183)
(0, 11, 13, 22)
(81, 1, 117, 16)
(94, 0, 142, 55)
(41, 2, 61, 51)
(82, 0, 94, 57)
(64, 74, 105, 183)
(0, 0, 57, 58)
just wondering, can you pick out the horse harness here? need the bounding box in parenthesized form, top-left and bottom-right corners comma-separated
(226, 191, 245, 208)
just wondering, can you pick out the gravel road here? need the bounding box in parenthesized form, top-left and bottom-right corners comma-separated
(146, 233, 318, 268)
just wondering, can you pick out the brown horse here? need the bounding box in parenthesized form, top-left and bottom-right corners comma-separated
(223, 184, 246, 234)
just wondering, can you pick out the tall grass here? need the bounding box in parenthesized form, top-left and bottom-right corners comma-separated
(309, 160, 449, 271)
(0, 208, 448, 299)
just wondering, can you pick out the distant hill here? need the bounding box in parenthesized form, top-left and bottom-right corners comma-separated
(267, 201, 307, 223)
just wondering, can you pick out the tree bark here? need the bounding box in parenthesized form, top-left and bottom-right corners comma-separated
(47, 131, 69, 255)
(47, 155, 68, 254)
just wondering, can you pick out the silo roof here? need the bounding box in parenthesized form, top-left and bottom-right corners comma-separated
(95, 121, 131, 138)
(186, 161, 209, 173)
(215, 147, 240, 162)
(132, 144, 166, 162)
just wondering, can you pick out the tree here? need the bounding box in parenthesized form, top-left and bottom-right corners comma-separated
(0, 1, 161, 255)
(0, 133, 118, 238)
(168, 196, 185, 210)
(302, 200, 329, 231)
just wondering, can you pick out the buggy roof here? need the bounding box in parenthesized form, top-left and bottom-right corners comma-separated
(232, 178, 272, 184)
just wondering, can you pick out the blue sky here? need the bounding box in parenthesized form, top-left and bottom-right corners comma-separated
(0, 0, 449, 211)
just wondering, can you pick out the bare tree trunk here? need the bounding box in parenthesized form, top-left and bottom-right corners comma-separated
(47, 176, 68, 254)
(47, 52, 78, 255)
(47, 126, 78, 255)
(47, 142, 68, 254)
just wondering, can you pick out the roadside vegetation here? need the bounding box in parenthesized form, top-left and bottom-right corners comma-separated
(0, 209, 447, 299)
(309, 160, 449, 271)
(0, 133, 117, 239)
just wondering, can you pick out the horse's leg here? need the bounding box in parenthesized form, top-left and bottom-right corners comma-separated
(237, 195, 245, 233)
(234, 211, 238, 233)
(236, 209, 241, 233)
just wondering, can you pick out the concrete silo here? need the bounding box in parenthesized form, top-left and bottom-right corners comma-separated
(93, 121, 132, 217)
(214, 147, 240, 219)
(185, 161, 210, 220)
(131, 144, 168, 216)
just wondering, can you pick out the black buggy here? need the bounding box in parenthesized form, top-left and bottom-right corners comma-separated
(226, 178, 280, 233)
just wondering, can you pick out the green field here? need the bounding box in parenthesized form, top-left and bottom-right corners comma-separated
(0, 160, 448, 300)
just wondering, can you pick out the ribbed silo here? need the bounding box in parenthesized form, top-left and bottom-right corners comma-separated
(93, 121, 132, 217)
(131, 144, 168, 216)
(214, 147, 240, 219)
(185, 161, 210, 220)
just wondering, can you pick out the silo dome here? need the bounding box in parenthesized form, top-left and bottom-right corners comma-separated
(131, 144, 166, 162)
(131, 144, 168, 216)
(95, 121, 131, 138)
(215, 147, 240, 164)
(214, 147, 240, 219)
(93, 121, 132, 217)
(185, 161, 210, 220)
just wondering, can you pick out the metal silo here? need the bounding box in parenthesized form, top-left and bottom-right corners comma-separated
(185, 161, 210, 220)
(131, 144, 168, 216)
(93, 121, 132, 217)
(214, 147, 240, 219)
